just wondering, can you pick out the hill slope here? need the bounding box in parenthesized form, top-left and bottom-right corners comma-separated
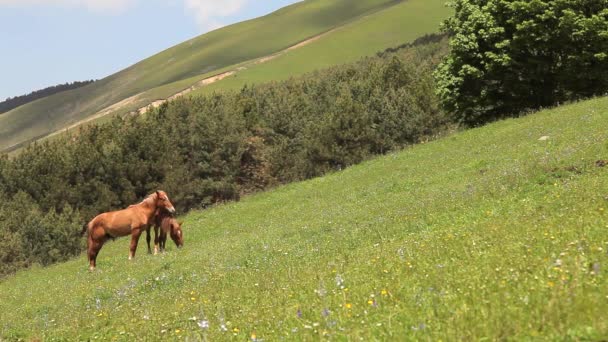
(1, 97, 607, 340)
(0, 0, 450, 153)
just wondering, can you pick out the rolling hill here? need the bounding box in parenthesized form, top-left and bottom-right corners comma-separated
(1, 97, 607, 340)
(0, 0, 450, 153)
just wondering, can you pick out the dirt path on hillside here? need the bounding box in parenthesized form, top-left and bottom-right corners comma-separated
(134, 28, 338, 115)
(40, 27, 339, 141)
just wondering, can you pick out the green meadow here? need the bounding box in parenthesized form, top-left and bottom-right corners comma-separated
(1, 97, 607, 340)
(1, 0, 445, 153)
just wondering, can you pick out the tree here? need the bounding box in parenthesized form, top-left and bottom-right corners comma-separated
(435, 0, 608, 124)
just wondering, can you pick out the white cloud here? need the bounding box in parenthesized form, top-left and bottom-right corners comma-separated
(0, 0, 137, 13)
(184, 0, 248, 32)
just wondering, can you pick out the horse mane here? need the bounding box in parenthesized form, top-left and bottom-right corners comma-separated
(142, 192, 158, 205)
(127, 192, 157, 209)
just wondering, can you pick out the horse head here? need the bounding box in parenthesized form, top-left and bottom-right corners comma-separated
(155, 190, 176, 215)
(170, 221, 184, 248)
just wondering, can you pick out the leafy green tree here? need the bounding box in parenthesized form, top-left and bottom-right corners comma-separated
(435, 0, 608, 124)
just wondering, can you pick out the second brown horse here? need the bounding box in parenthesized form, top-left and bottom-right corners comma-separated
(145, 210, 184, 255)
(83, 190, 176, 270)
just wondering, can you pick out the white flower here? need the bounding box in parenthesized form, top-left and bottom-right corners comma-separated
(198, 319, 210, 329)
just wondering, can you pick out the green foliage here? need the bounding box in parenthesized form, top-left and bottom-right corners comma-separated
(435, 0, 608, 124)
(0, 192, 83, 276)
(0, 39, 450, 276)
(1, 96, 607, 340)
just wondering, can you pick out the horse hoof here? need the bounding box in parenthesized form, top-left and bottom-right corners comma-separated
(89, 266, 95, 272)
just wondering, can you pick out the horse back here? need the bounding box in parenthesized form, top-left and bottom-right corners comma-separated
(91, 206, 150, 237)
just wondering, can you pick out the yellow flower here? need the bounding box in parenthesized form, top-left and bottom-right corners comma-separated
(547, 281, 555, 288)
(175, 329, 181, 334)
(381, 289, 388, 296)
(344, 303, 352, 309)
(191, 297, 196, 301)
(233, 327, 240, 333)
(251, 333, 257, 340)
(367, 300, 374, 305)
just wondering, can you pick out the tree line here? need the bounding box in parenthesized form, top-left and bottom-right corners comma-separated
(0, 38, 451, 277)
(0, 80, 96, 115)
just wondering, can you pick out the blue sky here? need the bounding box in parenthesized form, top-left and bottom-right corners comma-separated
(0, 0, 300, 100)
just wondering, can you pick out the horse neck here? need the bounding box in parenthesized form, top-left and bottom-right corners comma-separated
(136, 196, 158, 223)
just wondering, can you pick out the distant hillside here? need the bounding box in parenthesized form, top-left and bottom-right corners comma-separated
(0, 80, 95, 115)
(0, 0, 450, 153)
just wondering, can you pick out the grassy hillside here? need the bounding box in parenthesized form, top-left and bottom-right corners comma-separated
(0, 0, 406, 152)
(1, 97, 607, 340)
(193, 0, 450, 95)
(1, 0, 452, 153)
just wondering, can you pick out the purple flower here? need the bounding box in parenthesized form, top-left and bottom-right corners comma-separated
(297, 309, 302, 318)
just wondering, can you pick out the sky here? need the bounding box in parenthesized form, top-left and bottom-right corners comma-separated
(0, 0, 300, 100)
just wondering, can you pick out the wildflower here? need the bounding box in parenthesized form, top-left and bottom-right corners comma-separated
(233, 327, 240, 333)
(344, 303, 352, 309)
(296, 308, 302, 318)
(322, 308, 330, 317)
(175, 329, 181, 334)
(220, 324, 228, 332)
(197, 320, 209, 329)
(335, 274, 344, 288)
(592, 263, 600, 275)
(191, 297, 196, 301)
(381, 289, 388, 296)
(547, 281, 555, 288)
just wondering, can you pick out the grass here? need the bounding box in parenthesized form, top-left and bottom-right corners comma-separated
(0, 0, 410, 152)
(1, 97, 608, 340)
(192, 0, 450, 95)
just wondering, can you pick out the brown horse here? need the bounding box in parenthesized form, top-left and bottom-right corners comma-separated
(143, 205, 184, 255)
(145, 209, 184, 254)
(83, 190, 176, 270)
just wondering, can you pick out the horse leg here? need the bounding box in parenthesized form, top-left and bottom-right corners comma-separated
(128, 228, 143, 260)
(153, 225, 160, 255)
(145, 226, 152, 254)
(160, 231, 167, 252)
(88, 232, 107, 271)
